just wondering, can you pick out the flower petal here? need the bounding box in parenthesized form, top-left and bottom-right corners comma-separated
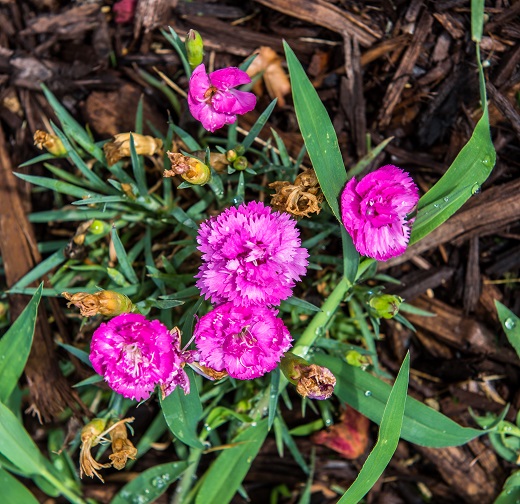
(209, 67, 251, 90)
(197, 104, 236, 132)
(212, 89, 257, 115)
(188, 64, 211, 101)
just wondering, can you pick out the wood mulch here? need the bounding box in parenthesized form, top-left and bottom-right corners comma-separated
(0, 1, 519, 503)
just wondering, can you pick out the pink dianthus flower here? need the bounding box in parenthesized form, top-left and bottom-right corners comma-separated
(90, 313, 192, 401)
(195, 201, 308, 307)
(340, 165, 419, 261)
(194, 303, 292, 379)
(188, 64, 256, 132)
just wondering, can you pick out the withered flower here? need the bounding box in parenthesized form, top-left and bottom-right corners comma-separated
(189, 362, 229, 381)
(269, 169, 324, 218)
(79, 418, 110, 482)
(107, 418, 137, 470)
(280, 352, 336, 400)
(165, 151, 211, 185)
(103, 132, 163, 166)
(33, 130, 67, 156)
(62, 290, 134, 317)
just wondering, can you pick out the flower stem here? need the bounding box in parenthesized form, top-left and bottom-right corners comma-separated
(42, 471, 86, 504)
(293, 276, 351, 357)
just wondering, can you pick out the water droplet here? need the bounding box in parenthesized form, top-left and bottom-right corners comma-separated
(364, 390, 372, 397)
(151, 476, 166, 489)
(250, 421, 257, 427)
(443, 197, 449, 202)
(246, 456, 253, 463)
(324, 418, 333, 426)
(161, 473, 171, 481)
(482, 156, 492, 166)
(471, 183, 481, 195)
(433, 204, 439, 208)
(504, 318, 516, 330)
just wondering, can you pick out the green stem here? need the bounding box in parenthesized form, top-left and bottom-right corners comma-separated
(43, 471, 86, 504)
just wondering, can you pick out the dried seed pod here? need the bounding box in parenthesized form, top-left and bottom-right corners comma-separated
(103, 132, 163, 166)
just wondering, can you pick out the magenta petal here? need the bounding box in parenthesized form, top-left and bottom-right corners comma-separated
(209, 67, 251, 90)
(197, 105, 235, 132)
(188, 64, 211, 101)
(187, 93, 206, 121)
(212, 89, 256, 115)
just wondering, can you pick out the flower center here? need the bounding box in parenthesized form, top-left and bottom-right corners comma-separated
(234, 326, 256, 347)
(204, 85, 218, 103)
(123, 343, 144, 377)
(243, 240, 267, 265)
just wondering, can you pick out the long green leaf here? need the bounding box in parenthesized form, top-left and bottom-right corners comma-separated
(284, 42, 346, 221)
(338, 353, 409, 503)
(9, 250, 65, 291)
(195, 419, 269, 504)
(241, 99, 277, 150)
(129, 133, 148, 197)
(0, 467, 39, 504)
(495, 301, 520, 358)
(14, 173, 100, 199)
(110, 229, 139, 284)
(160, 369, 203, 449)
(111, 461, 188, 504)
(0, 284, 42, 402)
(314, 354, 484, 447)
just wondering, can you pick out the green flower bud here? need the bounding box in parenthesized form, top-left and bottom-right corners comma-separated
(233, 156, 248, 171)
(234, 144, 245, 156)
(345, 350, 368, 367)
(89, 220, 109, 235)
(369, 294, 403, 319)
(185, 29, 204, 69)
(226, 149, 238, 163)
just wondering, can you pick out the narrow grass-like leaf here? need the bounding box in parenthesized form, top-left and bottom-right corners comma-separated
(29, 209, 118, 223)
(56, 342, 92, 367)
(51, 123, 112, 192)
(341, 226, 359, 284)
(338, 354, 410, 503)
(14, 173, 100, 199)
(495, 301, 520, 358)
(282, 296, 321, 312)
(315, 354, 484, 447)
(160, 369, 204, 449)
(111, 461, 188, 504)
(19, 153, 58, 167)
(471, 0, 485, 42)
(0, 468, 40, 504)
(71, 195, 128, 206)
(242, 99, 277, 150)
(347, 136, 394, 178)
(268, 368, 281, 429)
(129, 134, 148, 197)
(73, 375, 103, 388)
(41, 84, 105, 164)
(172, 124, 202, 151)
(284, 42, 346, 221)
(0, 284, 42, 403)
(127, 413, 168, 468)
(135, 96, 144, 134)
(195, 419, 269, 504)
(110, 228, 139, 284)
(9, 249, 65, 291)
(162, 27, 191, 77)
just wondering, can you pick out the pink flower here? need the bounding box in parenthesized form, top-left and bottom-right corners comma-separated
(90, 314, 192, 401)
(195, 201, 308, 307)
(194, 303, 292, 379)
(340, 165, 419, 261)
(113, 0, 137, 24)
(188, 64, 257, 132)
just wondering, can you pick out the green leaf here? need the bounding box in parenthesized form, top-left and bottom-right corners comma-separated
(341, 226, 359, 284)
(111, 461, 188, 504)
(162, 27, 191, 77)
(314, 354, 484, 447)
(0, 467, 39, 504)
(160, 369, 204, 449)
(471, 0, 485, 42)
(347, 136, 394, 178)
(0, 284, 42, 402)
(284, 42, 346, 222)
(494, 470, 520, 504)
(14, 173, 100, 199)
(495, 301, 520, 358)
(241, 99, 277, 150)
(0, 401, 47, 475)
(111, 228, 139, 284)
(9, 250, 65, 291)
(338, 353, 409, 503)
(129, 133, 148, 197)
(195, 419, 269, 504)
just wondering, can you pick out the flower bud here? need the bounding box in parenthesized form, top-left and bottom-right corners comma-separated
(62, 290, 135, 317)
(345, 350, 369, 367)
(33, 130, 67, 156)
(234, 144, 245, 156)
(369, 294, 403, 319)
(226, 149, 238, 163)
(89, 220, 110, 235)
(280, 352, 336, 400)
(185, 29, 204, 69)
(103, 132, 163, 166)
(233, 156, 248, 171)
(165, 151, 211, 185)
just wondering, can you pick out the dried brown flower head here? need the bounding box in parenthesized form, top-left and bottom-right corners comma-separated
(269, 169, 324, 218)
(33, 130, 67, 156)
(103, 132, 163, 166)
(62, 290, 134, 317)
(79, 418, 110, 482)
(107, 418, 138, 470)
